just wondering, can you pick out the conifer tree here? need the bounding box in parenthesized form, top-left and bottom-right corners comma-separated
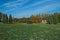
(57, 13, 60, 23)
(5, 14, 8, 23)
(2, 14, 6, 23)
(53, 13, 58, 24)
(9, 14, 12, 24)
(0, 12, 2, 22)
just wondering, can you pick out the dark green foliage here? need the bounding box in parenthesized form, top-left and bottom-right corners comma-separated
(0, 12, 2, 17)
(2, 14, 6, 23)
(5, 14, 8, 23)
(2, 14, 9, 24)
(46, 15, 53, 24)
(9, 14, 12, 24)
(57, 13, 60, 23)
(0, 18, 1, 22)
(46, 16, 50, 24)
(12, 18, 18, 23)
(53, 13, 58, 24)
(0, 12, 13, 24)
(27, 18, 32, 24)
(0, 12, 3, 22)
(0, 13, 8, 23)
(0, 12, 60, 24)
(46, 13, 58, 24)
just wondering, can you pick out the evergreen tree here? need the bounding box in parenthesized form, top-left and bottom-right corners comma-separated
(57, 13, 60, 23)
(46, 15, 53, 24)
(5, 14, 8, 23)
(46, 13, 58, 24)
(9, 14, 12, 24)
(2, 14, 6, 23)
(53, 13, 58, 24)
(27, 18, 32, 24)
(0, 12, 2, 22)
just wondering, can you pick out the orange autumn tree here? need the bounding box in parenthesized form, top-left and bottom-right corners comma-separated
(17, 17, 26, 23)
(30, 15, 36, 23)
(30, 14, 42, 23)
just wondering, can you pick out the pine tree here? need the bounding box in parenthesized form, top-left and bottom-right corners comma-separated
(5, 14, 8, 23)
(9, 14, 12, 24)
(46, 13, 58, 24)
(46, 15, 53, 24)
(0, 12, 2, 22)
(53, 13, 58, 24)
(57, 13, 60, 23)
(2, 14, 6, 23)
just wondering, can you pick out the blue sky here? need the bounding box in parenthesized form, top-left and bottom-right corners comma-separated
(0, 0, 60, 18)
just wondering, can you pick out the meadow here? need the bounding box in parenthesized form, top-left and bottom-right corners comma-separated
(0, 23, 60, 40)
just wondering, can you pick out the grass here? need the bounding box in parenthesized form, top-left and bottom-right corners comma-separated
(0, 23, 60, 40)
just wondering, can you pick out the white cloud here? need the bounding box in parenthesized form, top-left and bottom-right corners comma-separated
(5, 0, 29, 7)
(22, 0, 52, 9)
(5, 7, 17, 12)
(33, 2, 60, 13)
(0, 0, 28, 7)
(1, 0, 29, 12)
(40, 3, 60, 11)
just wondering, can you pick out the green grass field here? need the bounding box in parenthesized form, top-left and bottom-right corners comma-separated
(0, 23, 60, 40)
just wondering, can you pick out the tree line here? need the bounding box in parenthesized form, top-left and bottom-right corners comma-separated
(0, 12, 13, 24)
(46, 12, 60, 24)
(0, 12, 60, 24)
(16, 12, 60, 24)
